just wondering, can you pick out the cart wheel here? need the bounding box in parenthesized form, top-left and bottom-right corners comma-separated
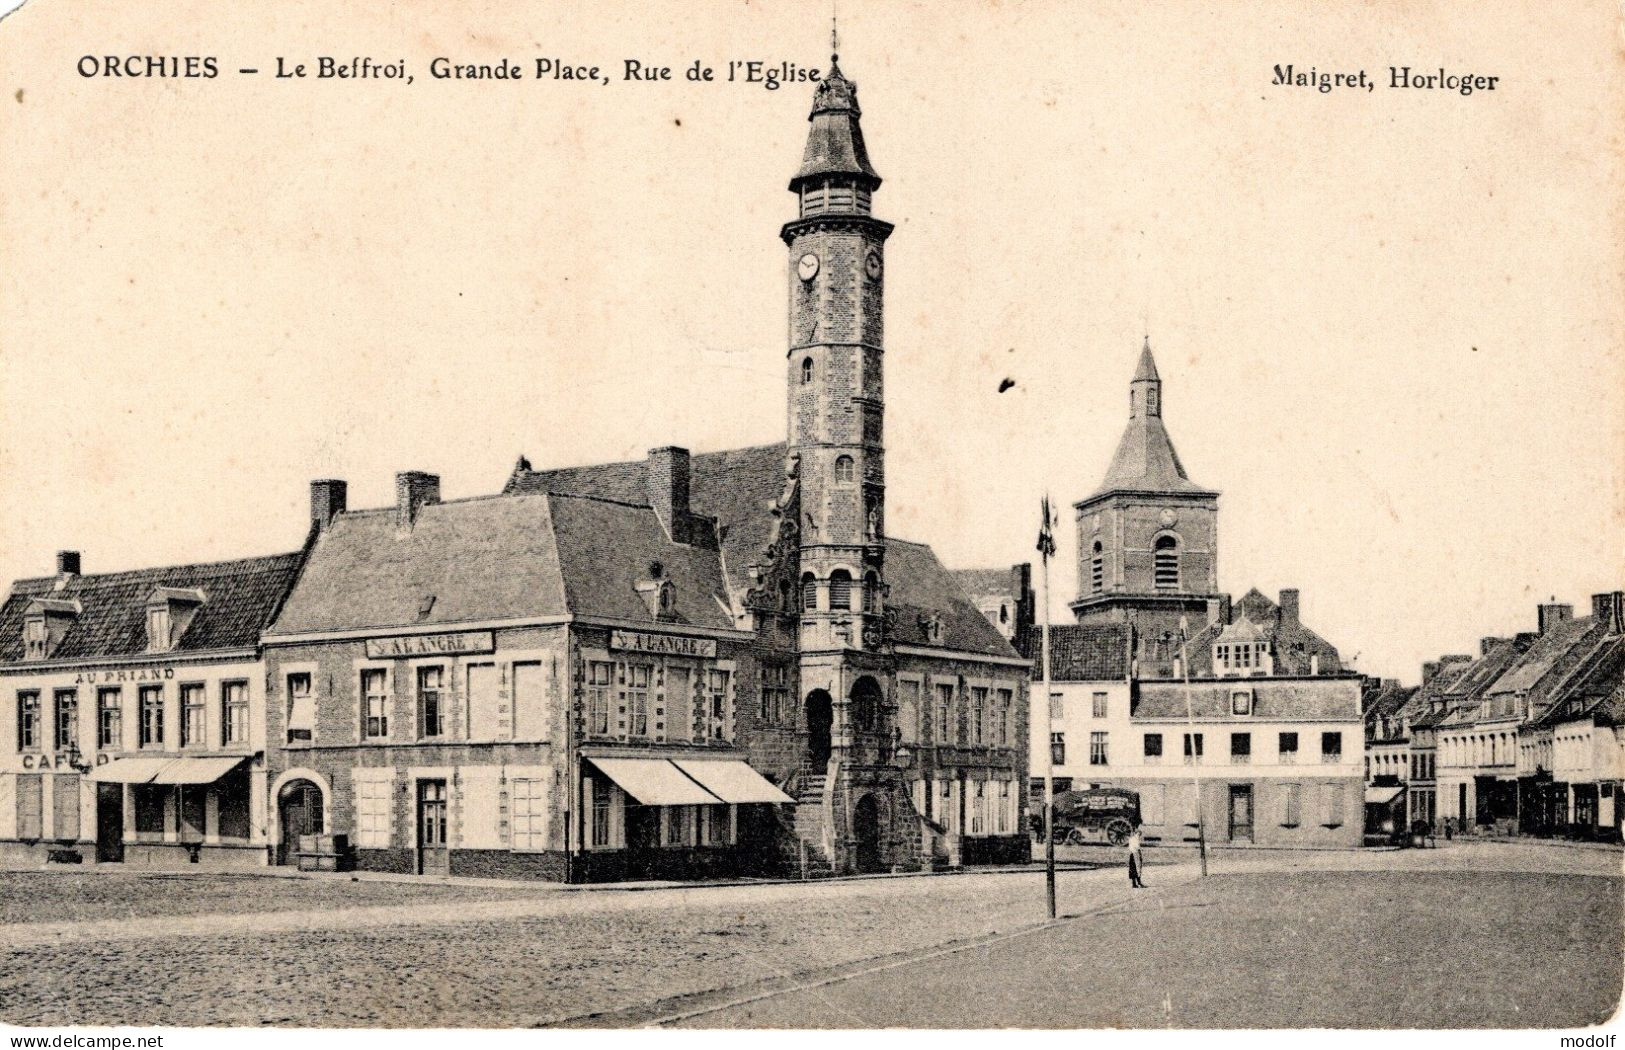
(1065, 827, 1087, 847)
(1105, 819, 1132, 847)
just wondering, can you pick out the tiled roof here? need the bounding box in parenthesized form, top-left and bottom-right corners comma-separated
(270, 491, 736, 636)
(950, 567, 1017, 598)
(1408, 657, 1477, 728)
(1181, 588, 1344, 677)
(506, 443, 1020, 660)
(0, 552, 305, 663)
(1133, 677, 1362, 721)
(1364, 682, 1418, 724)
(1033, 623, 1130, 681)
(1483, 616, 1600, 700)
(1437, 638, 1535, 726)
(1536, 636, 1625, 728)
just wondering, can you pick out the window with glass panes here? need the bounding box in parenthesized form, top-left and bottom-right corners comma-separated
(1231, 731, 1251, 764)
(936, 683, 954, 743)
(706, 669, 729, 740)
(1092, 692, 1108, 718)
(285, 672, 313, 742)
(1050, 731, 1065, 765)
(361, 669, 388, 738)
(1089, 731, 1108, 765)
(627, 664, 652, 738)
(97, 688, 122, 749)
(180, 684, 205, 746)
(1182, 732, 1204, 764)
(221, 681, 248, 745)
(1279, 731, 1299, 764)
(139, 685, 163, 747)
(510, 777, 547, 850)
(970, 687, 987, 745)
(586, 661, 613, 735)
(17, 691, 40, 750)
(53, 690, 77, 750)
(761, 664, 790, 723)
(995, 687, 1013, 745)
(1320, 731, 1342, 762)
(1144, 732, 1163, 762)
(417, 666, 445, 739)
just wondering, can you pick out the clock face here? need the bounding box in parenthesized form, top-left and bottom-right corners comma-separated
(797, 253, 820, 282)
(1159, 509, 1179, 528)
(865, 250, 882, 279)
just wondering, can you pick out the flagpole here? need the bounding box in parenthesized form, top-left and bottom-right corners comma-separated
(1178, 616, 1209, 877)
(1038, 496, 1057, 920)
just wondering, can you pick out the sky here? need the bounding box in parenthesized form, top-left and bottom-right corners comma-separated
(1, 0, 1620, 683)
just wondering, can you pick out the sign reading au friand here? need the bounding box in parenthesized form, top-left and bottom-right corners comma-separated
(609, 630, 716, 658)
(365, 631, 495, 660)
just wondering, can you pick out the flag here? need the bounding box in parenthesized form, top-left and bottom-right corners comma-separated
(1036, 496, 1056, 560)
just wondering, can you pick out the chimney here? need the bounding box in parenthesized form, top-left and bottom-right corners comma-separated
(1421, 660, 1440, 684)
(309, 479, 348, 531)
(1480, 636, 1504, 657)
(1206, 594, 1233, 626)
(645, 447, 691, 543)
(395, 471, 440, 532)
(1278, 588, 1300, 625)
(1538, 601, 1573, 635)
(55, 551, 81, 576)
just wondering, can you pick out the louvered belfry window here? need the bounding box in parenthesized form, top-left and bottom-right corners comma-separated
(1153, 535, 1179, 590)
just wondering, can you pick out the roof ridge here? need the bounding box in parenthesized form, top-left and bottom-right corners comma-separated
(546, 491, 655, 511)
(11, 550, 303, 586)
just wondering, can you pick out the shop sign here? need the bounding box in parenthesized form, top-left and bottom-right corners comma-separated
(365, 631, 495, 660)
(14, 752, 111, 772)
(70, 667, 176, 685)
(609, 630, 716, 658)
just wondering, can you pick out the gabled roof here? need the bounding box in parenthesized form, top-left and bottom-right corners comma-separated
(1034, 623, 1131, 682)
(1437, 638, 1535, 726)
(0, 552, 305, 663)
(1181, 588, 1344, 677)
(1484, 615, 1599, 699)
(1537, 636, 1625, 728)
(1133, 677, 1362, 721)
(1408, 657, 1478, 728)
(1365, 682, 1418, 725)
(884, 541, 1018, 657)
(950, 567, 1018, 599)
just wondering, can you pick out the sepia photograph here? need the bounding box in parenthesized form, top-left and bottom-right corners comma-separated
(0, 0, 1620, 1038)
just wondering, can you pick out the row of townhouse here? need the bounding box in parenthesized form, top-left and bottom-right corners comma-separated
(0, 57, 1035, 881)
(1363, 592, 1625, 841)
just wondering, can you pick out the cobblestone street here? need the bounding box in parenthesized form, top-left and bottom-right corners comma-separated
(0, 841, 1619, 1027)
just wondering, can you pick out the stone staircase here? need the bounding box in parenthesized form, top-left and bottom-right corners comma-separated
(788, 770, 837, 878)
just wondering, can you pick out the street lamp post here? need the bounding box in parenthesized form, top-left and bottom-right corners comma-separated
(1177, 616, 1209, 877)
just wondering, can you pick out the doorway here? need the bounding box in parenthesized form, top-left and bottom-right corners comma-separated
(277, 779, 324, 866)
(417, 779, 449, 875)
(852, 792, 884, 873)
(805, 690, 833, 768)
(1227, 785, 1254, 843)
(95, 783, 124, 863)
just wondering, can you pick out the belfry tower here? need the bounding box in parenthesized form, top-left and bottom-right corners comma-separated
(1072, 340, 1222, 672)
(783, 54, 892, 657)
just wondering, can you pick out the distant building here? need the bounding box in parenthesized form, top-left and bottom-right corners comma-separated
(950, 565, 1034, 644)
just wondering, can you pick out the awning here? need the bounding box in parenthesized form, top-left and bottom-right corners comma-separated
(588, 757, 722, 806)
(91, 755, 248, 785)
(1365, 785, 1405, 806)
(673, 759, 795, 804)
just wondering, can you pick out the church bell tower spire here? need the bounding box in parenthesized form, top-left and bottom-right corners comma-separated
(783, 53, 893, 653)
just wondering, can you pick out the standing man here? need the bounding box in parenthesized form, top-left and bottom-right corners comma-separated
(1127, 826, 1146, 889)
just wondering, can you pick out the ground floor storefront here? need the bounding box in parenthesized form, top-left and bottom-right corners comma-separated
(0, 756, 267, 869)
(1055, 775, 1364, 849)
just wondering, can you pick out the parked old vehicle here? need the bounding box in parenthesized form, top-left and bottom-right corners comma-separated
(1044, 787, 1142, 846)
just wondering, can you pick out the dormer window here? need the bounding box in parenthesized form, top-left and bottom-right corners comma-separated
(24, 618, 46, 661)
(144, 587, 206, 654)
(22, 598, 80, 661)
(1231, 689, 1253, 716)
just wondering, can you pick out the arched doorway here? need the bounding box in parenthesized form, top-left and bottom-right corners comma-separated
(805, 690, 833, 768)
(852, 792, 885, 873)
(277, 779, 324, 866)
(849, 676, 884, 737)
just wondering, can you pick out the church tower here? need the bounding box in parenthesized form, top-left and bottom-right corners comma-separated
(1071, 340, 1222, 672)
(783, 54, 893, 655)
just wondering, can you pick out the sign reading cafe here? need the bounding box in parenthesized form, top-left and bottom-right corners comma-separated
(609, 630, 717, 658)
(364, 631, 496, 660)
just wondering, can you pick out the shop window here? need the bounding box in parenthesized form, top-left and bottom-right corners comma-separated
(1144, 732, 1163, 763)
(661, 805, 695, 847)
(16, 691, 40, 751)
(139, 686, 163, 748)
(221, 681, 248, 746)
(178, 785, 206, 842)
(97, 688, 122, 750)
(1090, 731, 1109, 766)
(53, 690, 78, 751)
(133, 784, 165, 836)
(417, 666, 445, 739)
(1279, 731, 1299, 764)
(179, 684, 205, 747)
(361, 669, 388, 739)
(510, 777, 547, 851)
(587, 661, 613, 735)
(286, 672, 314, 743)
(699, 803, 734, 846)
